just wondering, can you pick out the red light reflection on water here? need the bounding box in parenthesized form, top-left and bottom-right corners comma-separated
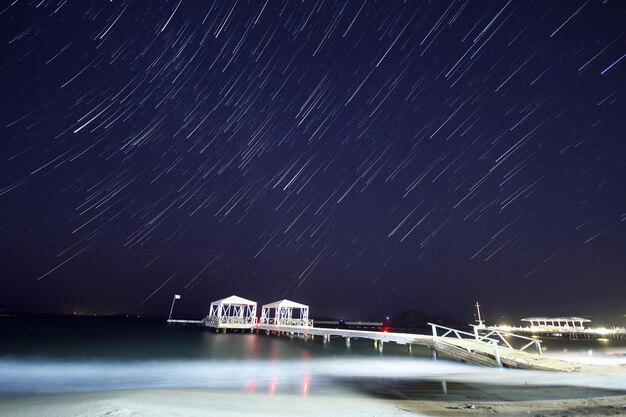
(268, 379, 277, 396)
(270, 345, 279, 360)
(301, 376, 311, 397)
(247, 380, 256, 394)
(243, 334, 260, 358)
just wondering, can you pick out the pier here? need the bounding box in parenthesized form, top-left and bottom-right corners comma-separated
(252, 322, 581, 372)
(479, 316, 626, 340)
(167, 294, 589, 372)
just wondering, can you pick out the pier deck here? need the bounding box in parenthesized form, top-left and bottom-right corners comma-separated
(167, 320, 579, 372)
(166, 319, 204, 326)
(254, 324, 578, 372)
(167, 296, 607, 372)
(432, 337, 579, 371)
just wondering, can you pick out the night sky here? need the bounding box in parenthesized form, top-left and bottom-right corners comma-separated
(1, 1, 624, 324)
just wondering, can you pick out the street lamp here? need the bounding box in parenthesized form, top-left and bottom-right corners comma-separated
(168, 294, 181, 320)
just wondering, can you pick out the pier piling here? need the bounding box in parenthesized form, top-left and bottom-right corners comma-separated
(492, 341, 502, 367)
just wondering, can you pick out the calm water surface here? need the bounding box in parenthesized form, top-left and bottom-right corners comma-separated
(1, 315, 625, 396)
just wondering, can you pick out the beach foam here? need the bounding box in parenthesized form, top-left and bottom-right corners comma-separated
(1, 356, 624, 396)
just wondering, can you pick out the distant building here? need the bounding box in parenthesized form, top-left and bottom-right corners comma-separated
(521, 317, 590, 330)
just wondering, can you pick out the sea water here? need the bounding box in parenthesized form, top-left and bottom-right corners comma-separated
(1, 314, 625, 396)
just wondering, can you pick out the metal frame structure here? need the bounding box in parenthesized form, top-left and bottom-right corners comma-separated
(260, 299, 312, 327)
(521, 317, 590, 329)
(205, 295, 257, 329)
(471, 325, 542, 355)
(429, 322, 503, 366)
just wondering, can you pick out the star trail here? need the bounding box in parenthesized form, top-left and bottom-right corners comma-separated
(1, 0, 624, 322)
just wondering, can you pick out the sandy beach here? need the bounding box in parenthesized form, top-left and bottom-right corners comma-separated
(0, 387, 625, 417)
(2, 317, 625, 416)
(1, 372, 625, 417)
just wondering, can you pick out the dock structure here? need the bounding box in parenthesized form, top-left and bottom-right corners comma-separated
(203, 295, 257, 331)
(169, 296, 588, 371)
(260, 299, 312, 326)
(481, 317, 626, 339)
(522, 316, 590, 329)
(254, 322, 578, 371)
(166, 319, 203, 326)
(256, 322, 432, 352)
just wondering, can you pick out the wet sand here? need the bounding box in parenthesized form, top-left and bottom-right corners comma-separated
(347, 380, 626, 416)
(1, 362, 625, 417)
(1, 382, 625, 417)
(0, 388, 413, 417)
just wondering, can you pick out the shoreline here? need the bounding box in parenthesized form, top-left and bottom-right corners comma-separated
(1, 384, 625, 417)
(1, 362, 625, 417)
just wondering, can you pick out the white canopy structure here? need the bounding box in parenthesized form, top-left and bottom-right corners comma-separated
(260, 299, 312, 327)
(522, 317, 590, 329)
(205, 295, 257, 329)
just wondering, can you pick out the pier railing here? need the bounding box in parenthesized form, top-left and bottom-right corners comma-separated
(167, 319, 203, 326)
(431, 323, 547, 367)
(259, 317, 314, 327)
(429, 322, 500, 355)
(205, 315, 256, 325)
(472, 325, 542, 355)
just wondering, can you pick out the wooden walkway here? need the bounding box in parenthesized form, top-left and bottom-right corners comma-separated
(431, 337, 579, 372)
(255, 323, 579, 372)
(167, 319, 579, 372)
(166, 319, 204, 326)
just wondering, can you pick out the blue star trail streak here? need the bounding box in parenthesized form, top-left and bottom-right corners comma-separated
(0, 1, 624, 321)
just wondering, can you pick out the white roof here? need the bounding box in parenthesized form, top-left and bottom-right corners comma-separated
(522, 317, 590, 322)
(262, 299, 308, 309)
(211, 295, 256, 306)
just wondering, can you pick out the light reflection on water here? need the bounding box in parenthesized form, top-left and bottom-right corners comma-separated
(1, 316, 625, 396)
(1, 356, 625, 396)
(540, 338, 626, 365)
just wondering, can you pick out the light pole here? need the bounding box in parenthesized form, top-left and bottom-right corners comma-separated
(169, 294, 181, 320)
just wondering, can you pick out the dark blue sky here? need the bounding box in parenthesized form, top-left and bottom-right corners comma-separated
(1, 1, 624, 324)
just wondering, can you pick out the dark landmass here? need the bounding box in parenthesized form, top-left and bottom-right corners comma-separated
(388, 309, 468, 331)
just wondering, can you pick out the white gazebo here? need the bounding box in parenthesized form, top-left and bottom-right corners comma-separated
(260, 299, 311, 327)
(205, 295, 257, 330)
